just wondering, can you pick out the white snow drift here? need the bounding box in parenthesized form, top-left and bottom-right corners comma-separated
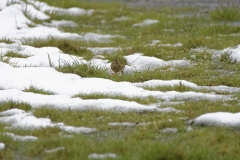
(0, 0, 239, 131)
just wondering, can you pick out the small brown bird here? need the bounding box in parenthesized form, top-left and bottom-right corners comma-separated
(110, 58, 126, 74)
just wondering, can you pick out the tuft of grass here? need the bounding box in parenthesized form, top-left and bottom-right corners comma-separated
(220, 52, 236, 63)
(57, 60, 109, 78)
(21, 36, 94, 60)
(5, 51, 29, 58)
(23, 84, 54, 95)
(30, 127, 62, 138)
(104, 51, 128, 64)
(184, 37, 207, 49)
(73, 92, 158, 105)
(210, 5, 240, 22)
(143, 85, 233, 95)
(174, 100, 240, 119)
(0, 55, 11, 64)
(0, 37, 14, 44)
(0, 100, 32, 112)
(143, 84, 196, 92)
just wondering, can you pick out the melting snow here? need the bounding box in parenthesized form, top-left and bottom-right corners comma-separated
(28, 0, 94, 16)
(158, 42, 182, 47)
(88, 153, 117, 159)
(0, 109, 97, 133)
(4, 132, 38, 141)
(160, 128, 178, 133)
(0, 0, 239, 131)
(188, 112, 240, 128)
(45, 147, 65, 153)
(43, 20, 78, 28)
(191, 44, 240, 63)
(108, 122, 151, 127)
(114, 16, 131, 21)
(226, 45, 240, 62)
(148, 40, 182, 47)
(133, 19, 159, 27)
(0, 0, 120, 42)
(88, 47, 120, 55)
(0, 143, 5, 150)
(124, 53, 190, 73)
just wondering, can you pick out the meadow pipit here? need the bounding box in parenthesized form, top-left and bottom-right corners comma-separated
(110, 58, 126, 74)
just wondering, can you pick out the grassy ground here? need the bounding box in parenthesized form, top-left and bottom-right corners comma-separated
(1, 0, 240, 159)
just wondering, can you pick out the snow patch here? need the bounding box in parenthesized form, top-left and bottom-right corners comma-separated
(188, 112, 240, 128)
(108, 122, 151, 127)
(0, 143, 5, 150)
(124, 53, 190, 73)
(160, 128, 178, 133)
(114, 16, 131, 21)
(43, 20, 78, 28)
(88, 153, 117, 159)
(133, 19, 159, 27)
(4, 132, 38, 141)
(0, 109, 97, 132)
(45, 147, 65, 153)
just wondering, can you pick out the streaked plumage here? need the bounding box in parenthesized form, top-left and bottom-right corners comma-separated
(110, 58, 125, 74)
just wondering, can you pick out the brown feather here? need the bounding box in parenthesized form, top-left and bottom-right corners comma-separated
(111, 58, 125, 74)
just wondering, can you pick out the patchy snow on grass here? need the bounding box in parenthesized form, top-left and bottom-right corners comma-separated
(158, 42, 182, 47)
(134, 79, 240, 93)
(0, 142, 5, 150)
(43, 20, 78, 28)
(0, 0, 240, 131)
(188, 112, 240, 128)
(133, 19, 159, 27)
(0, 63, 231, 105)
(1, 43, 189, 70)
(28, 0, 94, 16)
(60, 126, 97, 134)
(0, 0, 120, 42)
(114, 16, 131, 21)
(124, 53, 190, 73)
(108, 122, 151, 127)
(4, 132, 38, 141)
(49, 7, 94, 16)
(0, 108, 25, 116)
(81, 32, 124, 42)
(88, 47, 120, 55)
(0, 89, 183, 113)
(159, 128, 178, 133)
(191, 44, 240, 63)
(226, 44, 240, 62)
(0, 109, 97, 132)
(134, 79, 198, 88)
(45, 147, 65, 153)
(88, 153, 117, 159)
(148, 40, 182, 47)
(12, 2, 50, 20)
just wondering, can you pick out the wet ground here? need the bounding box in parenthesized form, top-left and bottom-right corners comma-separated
(89, 0, 239, 10)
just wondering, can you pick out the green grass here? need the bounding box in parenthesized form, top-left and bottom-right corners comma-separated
(210, 5, 240, 22)
(73, 92, 158, 105)
(57, 60, 110, 78)
(23, 84, 54, 95)
(21, 36, 94, 60)
(1, 100, 240, 160)
(1, 0, 240, 159)
(1, 127, 239, 160)
(0, 55, 11, 64)
(4, 51, 29, 58)
(0, 37, 14, 44)
(0, 100, 32, 112)
(143, 84, 200, 93)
